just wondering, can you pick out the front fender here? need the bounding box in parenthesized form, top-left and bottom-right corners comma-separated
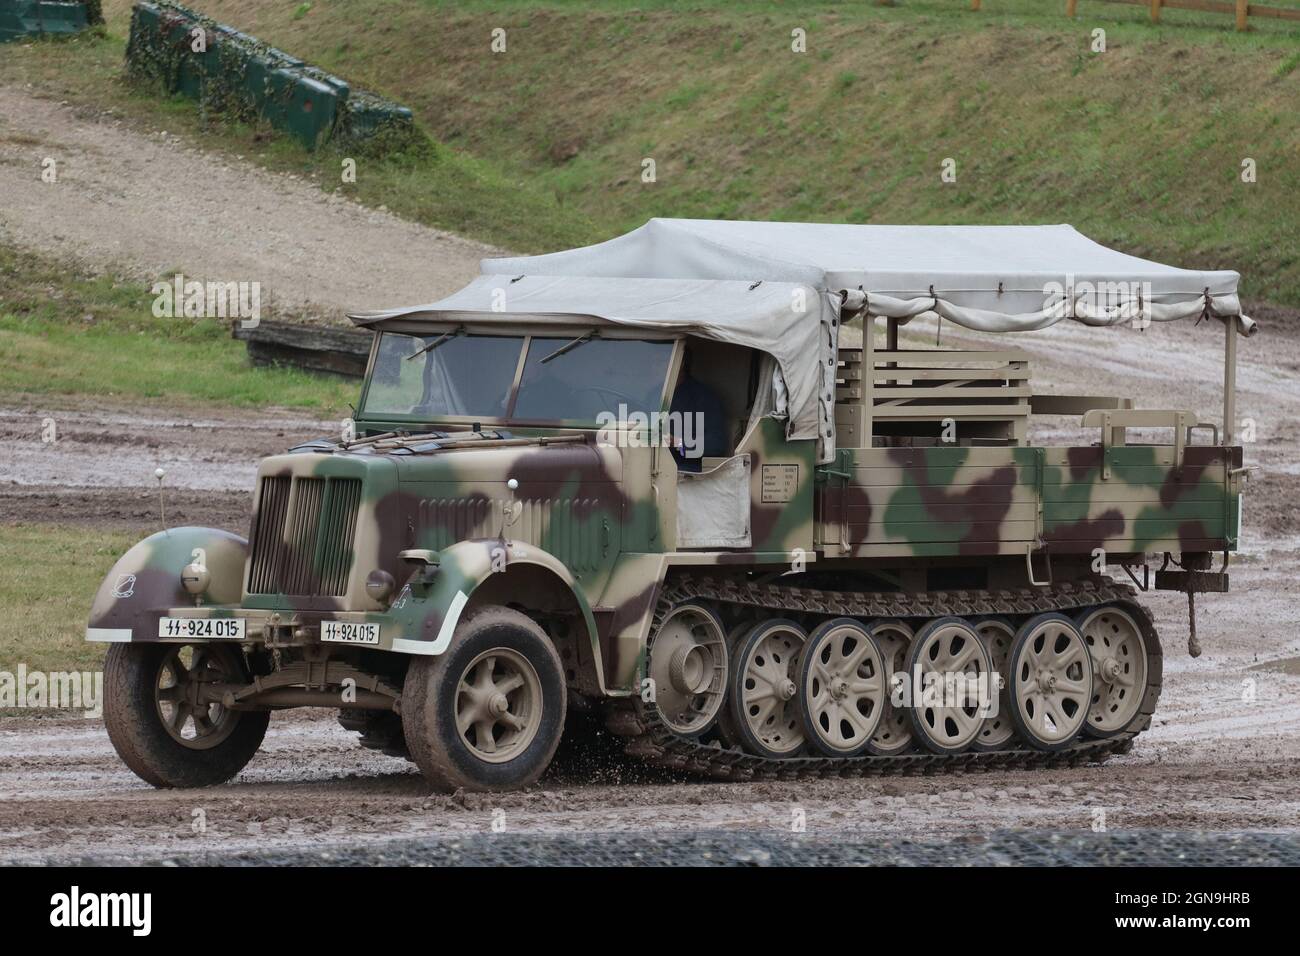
(86, 527, 247, 642)
(384, 538, 598, 659)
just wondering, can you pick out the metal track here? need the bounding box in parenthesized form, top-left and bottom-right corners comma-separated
(621, 575, 1160, 781)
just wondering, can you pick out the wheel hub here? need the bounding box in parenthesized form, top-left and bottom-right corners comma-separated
(778, 678, 797, 701)
(154, 644, 241, 750)
(669, 644, 712, 695)
(829, 676, 850, 701)
(1102, 657, 1122, 682)
(454, 648, 543, 764)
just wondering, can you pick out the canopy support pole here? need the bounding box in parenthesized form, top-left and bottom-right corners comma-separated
(1223, 315, 1237, 446)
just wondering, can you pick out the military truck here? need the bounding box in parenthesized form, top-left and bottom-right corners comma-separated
(87, 221, 1253, 791)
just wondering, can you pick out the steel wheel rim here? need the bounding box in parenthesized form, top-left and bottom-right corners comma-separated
(909, 621, 989, 751)
(1078, 607, 1148, 734)
(739, 622, 806, 755)
(974, 618, 1016, 749)
(650, 603, 728, 735)
(869, 621, 914, 754)
(1012, 619, 1091, 745)
(802, 621, 885, 754)
(155, 644, 241, 750)
(455, 647, 543, 763)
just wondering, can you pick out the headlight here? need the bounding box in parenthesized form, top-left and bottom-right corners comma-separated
(365, 569, 396, 603)
(181, 562, 210, 596)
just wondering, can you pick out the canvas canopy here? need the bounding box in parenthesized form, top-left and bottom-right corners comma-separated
(351, 273, 839, 449)
(352, 218, 1252, 463)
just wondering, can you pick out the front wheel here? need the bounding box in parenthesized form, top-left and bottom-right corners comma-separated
(402, 606, 566, 792)
(103, 642, 269, 788)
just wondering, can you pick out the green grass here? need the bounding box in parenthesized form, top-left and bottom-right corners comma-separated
(3, 2, 1296, 303)
(0, 525, 134, 674)
(0, 246, 357, 409)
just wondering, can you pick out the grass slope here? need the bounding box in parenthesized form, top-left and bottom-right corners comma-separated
(0, 245, 355, 409)
(4, 1, 1296, 302)
(163, 1, 1300, 304)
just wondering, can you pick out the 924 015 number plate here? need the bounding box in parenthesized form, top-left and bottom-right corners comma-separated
(157, 617, 246, 640)
(321, 621, 381, 645)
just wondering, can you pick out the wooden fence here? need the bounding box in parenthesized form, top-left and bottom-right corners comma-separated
(920, 0, 1300, 32)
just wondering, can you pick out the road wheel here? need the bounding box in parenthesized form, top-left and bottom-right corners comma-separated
(971, 616, 1017, 752)
(646, 601, 729, 737)
(714, 619, 755, 750)
(867, 620, 914, 755)
(797, 618, 885, 757)
(905, 617, 991, 755)
(103, 642, 269, 788)
(402, 606, 566, 792)
(1076, 604, 1152, 738)
(1007, 613, 1093, 751)
(728, 619, 807, 758)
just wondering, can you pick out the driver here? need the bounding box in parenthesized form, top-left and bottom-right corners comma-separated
(669, 350, 728, 472)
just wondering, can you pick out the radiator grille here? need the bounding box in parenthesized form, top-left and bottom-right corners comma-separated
(417, 497, 606, 573)
(247, 476, 361, 596)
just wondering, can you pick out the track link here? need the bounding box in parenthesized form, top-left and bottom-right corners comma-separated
(621, 575, 1161, 781)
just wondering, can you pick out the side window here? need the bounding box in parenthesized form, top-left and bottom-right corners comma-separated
(670, 341, 760, 460)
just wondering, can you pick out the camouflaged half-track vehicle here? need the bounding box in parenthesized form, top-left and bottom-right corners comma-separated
(88, 221, 1255, 791)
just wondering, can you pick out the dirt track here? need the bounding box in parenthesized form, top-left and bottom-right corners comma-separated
(0, 87, 499, 320)
(1, 85, 1298, 864)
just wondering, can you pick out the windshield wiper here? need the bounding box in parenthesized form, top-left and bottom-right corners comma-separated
(405, 326, 464, 361)
(539, 330, 596, 364)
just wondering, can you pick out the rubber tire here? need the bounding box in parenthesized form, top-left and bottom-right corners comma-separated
(712, 620, 752, 751)
(726, 619, 807, 759)
(402, 606, 567, 793)
(1005, 612, 1093, 753)
(103, 642, 269, 788)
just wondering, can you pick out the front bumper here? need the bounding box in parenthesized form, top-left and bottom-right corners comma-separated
(85, 598, 467, 657)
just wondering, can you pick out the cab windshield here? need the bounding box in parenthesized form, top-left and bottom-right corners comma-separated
(361, 331, 674, 424)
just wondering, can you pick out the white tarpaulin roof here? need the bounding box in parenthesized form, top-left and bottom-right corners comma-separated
(352, 219, 1250, 458)
(484, 219, 1242, 316)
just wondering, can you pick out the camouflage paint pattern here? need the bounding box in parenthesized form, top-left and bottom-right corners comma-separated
(816, 444, 1238, 559)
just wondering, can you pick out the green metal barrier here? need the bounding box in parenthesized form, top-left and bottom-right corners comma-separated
(0, 0, 101, 42)
(124, 1, 420, 153)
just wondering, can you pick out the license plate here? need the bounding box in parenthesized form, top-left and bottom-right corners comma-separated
(157, 617, 246, 640)
(321, 621, 380, 645)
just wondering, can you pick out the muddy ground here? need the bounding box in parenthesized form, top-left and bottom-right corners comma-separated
(2, 309, 1297, 864)
(1, 88, 1297, 865)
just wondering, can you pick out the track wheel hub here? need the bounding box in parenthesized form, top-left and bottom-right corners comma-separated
(669, 644, 713, 695)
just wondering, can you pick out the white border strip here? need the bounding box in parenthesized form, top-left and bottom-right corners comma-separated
(86, 628, 133, 642)
(389, 590, 469, 656)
